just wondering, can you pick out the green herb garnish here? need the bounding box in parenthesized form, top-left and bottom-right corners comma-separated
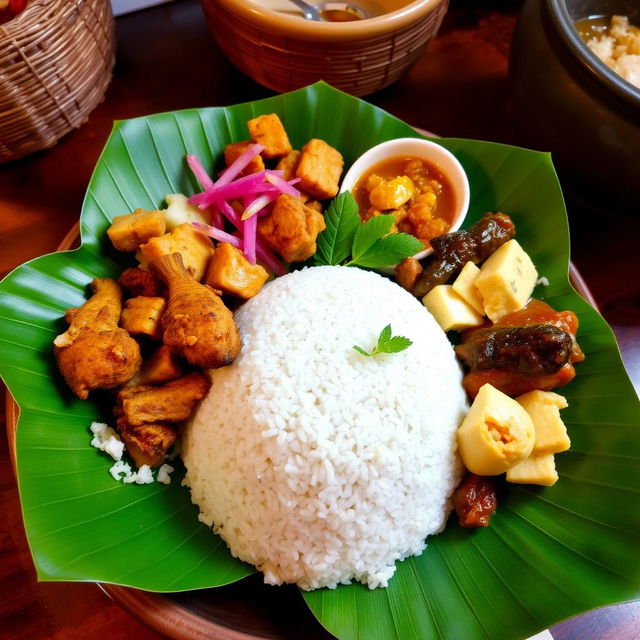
(353, 324, 413, 357)
(314, 192, 424, 269)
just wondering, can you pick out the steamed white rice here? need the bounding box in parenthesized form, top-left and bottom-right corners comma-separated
(182, 266, 467, 590)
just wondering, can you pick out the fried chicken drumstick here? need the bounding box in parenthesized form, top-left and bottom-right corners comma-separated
(150, 253, 241, 369)
(53, 278, 141, 399)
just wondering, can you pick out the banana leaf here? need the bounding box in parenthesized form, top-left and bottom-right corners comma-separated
(0, 82, 638, 640)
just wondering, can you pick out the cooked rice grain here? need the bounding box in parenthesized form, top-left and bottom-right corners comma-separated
(183, 266, 467, 590)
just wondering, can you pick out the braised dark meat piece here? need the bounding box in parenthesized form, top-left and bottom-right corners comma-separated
(455, 325, 574, 375)
(453, 473, 497, 528)
(412, 212, 515, 298)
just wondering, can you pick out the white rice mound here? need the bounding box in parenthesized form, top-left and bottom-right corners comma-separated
(182, 266, 468, 591)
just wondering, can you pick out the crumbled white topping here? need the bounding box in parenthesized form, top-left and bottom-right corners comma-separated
(109, 460, 134, 482)
(134, 465, 154, 484)
(157, 463, 175, 485)
(90, 422, 125, 461)
(535, 276, 549, 287)
(109, 460, 155, 484)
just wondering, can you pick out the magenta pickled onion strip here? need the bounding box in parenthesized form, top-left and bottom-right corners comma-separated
(186, 154, 215, 190)
(242, 198, 257, 265)
(241, 193, 279, 221)
(188, 171, 272, 208)
(217, 143, 264, 186)
(217, 199, 242, 228)
(265, 172, 301, 197)
(256, 243, 287, 276)
(185, 155, 222, 227)
(191, 222, 242, 248)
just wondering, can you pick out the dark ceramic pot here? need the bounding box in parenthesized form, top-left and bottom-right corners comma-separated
(509, 0, 640, 211)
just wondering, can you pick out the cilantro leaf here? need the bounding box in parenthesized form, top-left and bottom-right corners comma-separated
(350, 232, 425, 269)
(314, 192, 360, 266)
(350, 214, 395, 263)
(353, 324, 413, 358)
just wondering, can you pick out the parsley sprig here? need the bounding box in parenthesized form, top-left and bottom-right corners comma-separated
(314, 192, 424, 269)
(353, 324, 413, 358)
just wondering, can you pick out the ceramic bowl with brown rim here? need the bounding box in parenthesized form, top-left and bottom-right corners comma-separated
(200, 0, 449, 96)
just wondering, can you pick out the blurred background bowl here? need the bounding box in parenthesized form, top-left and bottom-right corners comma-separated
(200, 0, 449, 96)
(508, 0, 640, 212)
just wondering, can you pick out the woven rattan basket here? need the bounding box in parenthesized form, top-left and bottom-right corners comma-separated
(0, 0, 115, 162)
(201, 0, 449, 97)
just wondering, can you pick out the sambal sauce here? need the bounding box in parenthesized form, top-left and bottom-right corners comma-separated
(352, 155, 456, 248)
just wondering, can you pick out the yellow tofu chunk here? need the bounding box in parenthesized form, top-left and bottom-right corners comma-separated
(506, 453, 558, 486)
(457, 383, 535, 475)
(138, 345, 182, 385)
(224, 141, 265, 176)
(164, 193, 210, 230)
(107, 209, 166, 252)
(422, 285, 484, 332)
(247, 113, 292, 159)
(276, 150, 301, 181)
(139, 223, 214, 281)
(296, 139, 344, 200)
(205, 242, 269, 299)
(517, 390, 570, 455)
(475, 239, 538, 322)
(120, 296, 166, 340)
(452, 261, 484, 315)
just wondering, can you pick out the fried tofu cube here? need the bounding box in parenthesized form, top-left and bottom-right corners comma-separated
(117, 418, 178, 468)
(138, 345, 182, 385)
(224, 141, 265, 176)
(475, 239, 538, 322)
(276, 150, 301, 181)
(258, 194, 326, 263)
(205, 242, 269, 299)
(139, 223, 214, 281)
(296, 139, 343, 200)
(248, 113, 292, 159)
(422, 285, 484, 332)
(452, 261, 484, 315)
(120, 296, 166, 340)
(516, 390, 570, 455)
(107, 209, 166, 252)
(506, 453, 558, 486)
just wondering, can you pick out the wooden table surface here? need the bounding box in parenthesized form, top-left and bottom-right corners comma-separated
(0, 1, 638, 639)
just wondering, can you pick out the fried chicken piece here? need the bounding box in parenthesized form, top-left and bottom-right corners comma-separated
(258, 193, 326, 263)
(118, 267, 164, 298)
(117, 371, 210, 426)
(150, 253, 241, 368)
(117, 417, 178, 468)
(53, 278, 141, 399)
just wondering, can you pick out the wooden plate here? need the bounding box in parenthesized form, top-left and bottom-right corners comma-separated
(5, 223, 599, 640)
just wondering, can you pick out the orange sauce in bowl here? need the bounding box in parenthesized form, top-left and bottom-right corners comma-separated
(352, 155, 456, 248)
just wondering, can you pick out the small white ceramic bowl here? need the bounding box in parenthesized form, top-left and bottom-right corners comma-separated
(339, 137, 470, 270)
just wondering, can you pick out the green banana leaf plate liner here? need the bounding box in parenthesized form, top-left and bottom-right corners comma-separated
(1, 83, 639, 640)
